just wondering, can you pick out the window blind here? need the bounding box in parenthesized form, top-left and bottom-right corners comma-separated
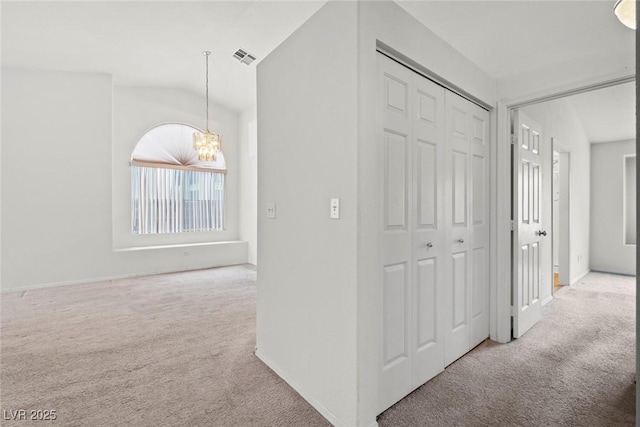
(132, 166, 224, 234)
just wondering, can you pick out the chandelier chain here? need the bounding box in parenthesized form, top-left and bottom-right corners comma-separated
(204, 51, 210, 133)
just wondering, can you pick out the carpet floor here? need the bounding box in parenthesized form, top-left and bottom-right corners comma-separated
(1, 265, 328, 427)
(1, 267, 635, 426)
(379, 272, 636, 427)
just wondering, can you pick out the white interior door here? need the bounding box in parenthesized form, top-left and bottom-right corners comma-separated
(411, 63, 447, 389)
(379, 55, 413, 412)
(444, 91, 490, 365)
(467, 97, 491, 350)
(512, 110, 549, 338)
(378, 54, 447, 413)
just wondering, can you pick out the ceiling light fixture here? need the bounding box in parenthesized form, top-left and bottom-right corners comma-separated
(614, 0, 636, 29)
(193, 51, 222, 162)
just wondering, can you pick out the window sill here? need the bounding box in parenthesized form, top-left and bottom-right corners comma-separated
(113, 240, 244, 253)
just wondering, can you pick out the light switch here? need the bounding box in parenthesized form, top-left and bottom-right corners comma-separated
(330, 198, 340, 219)
(267, 202, 276, 219)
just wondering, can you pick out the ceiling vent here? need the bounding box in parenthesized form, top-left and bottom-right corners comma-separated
(233, 48, 257, 65)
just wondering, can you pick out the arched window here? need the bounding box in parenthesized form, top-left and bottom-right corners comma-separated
(130, 123, 226, 235)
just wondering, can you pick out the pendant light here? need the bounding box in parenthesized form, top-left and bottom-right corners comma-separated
(614, 0, 636, 29)
(193, 51, 222, 161)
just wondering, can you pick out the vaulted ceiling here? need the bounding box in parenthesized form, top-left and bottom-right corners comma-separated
(1, 1, 326, 112)
(1, 1, 635, 142)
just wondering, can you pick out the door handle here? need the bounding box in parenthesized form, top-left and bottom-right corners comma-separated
(457, 238, 464, 244)
(536, 230, 547, 237)
(425, 242, 433, 248)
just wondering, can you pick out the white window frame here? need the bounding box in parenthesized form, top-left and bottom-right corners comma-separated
(130, 122, 226, 236)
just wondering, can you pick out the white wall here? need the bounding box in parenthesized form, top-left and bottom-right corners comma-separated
(1, 68, 246, 291)
(522, 99, 591, 285)
(2, 68, 114, 290)
(256, 1, 498, 425)
(590, 139, 636, 275)
(256, 2, 359, 426)
(239, 105, 257, 265)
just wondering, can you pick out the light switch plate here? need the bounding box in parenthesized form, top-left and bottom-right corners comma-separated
(267, 202, 276, 219)
(330, 198, 340, 219)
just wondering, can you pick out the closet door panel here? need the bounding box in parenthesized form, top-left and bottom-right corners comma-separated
(417, 141, 437, 228)
(383, 263, 409, 367)
(452, 252, 467, 329)
(452, 150, 468, 226)
(412, 75, 446, 388)
(472, 154, 486, 225)
(379, 55, 414, 413)
(384, 131, 408, 230)
(416, 258, 437, 348)
(444, 92, 471, 365)
(444, 92, 490, 364)
(469, 105, 490, 347)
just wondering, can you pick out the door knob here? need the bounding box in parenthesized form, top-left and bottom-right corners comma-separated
(426, 242, 433, 248)
(537, 230, 547, 237)
(457, 238, 464, 243)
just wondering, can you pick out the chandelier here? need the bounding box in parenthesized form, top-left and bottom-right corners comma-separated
(193, 51, 222, 161)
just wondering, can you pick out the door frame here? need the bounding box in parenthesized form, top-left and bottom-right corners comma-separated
(552, 144, 571, 287)
(494, 74, 635, 343)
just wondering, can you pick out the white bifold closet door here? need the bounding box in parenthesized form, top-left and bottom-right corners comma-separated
(443, 91, 490, 366)
(378, 53, 489, 413)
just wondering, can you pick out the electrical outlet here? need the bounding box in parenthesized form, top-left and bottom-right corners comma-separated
(330, 198, 340, 219)
(266, 203, 276, 219)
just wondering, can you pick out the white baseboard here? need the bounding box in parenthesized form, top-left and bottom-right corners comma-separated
(541, 294, 553, 306)
(0, 263, 251, 293)
(255, 350, 359, 427)
(571, 269, 591, 286)
(590, 269, 635, 277)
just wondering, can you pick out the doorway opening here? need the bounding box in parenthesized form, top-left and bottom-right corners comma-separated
(507, 77, 635, 337)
